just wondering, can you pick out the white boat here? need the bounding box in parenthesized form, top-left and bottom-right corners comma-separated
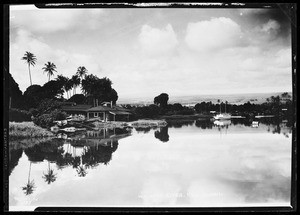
(252, 121, 259, 128)
(55, 120, 68, 126)
(214, 113, 232, 120)
(214, 101, 232, 120)
(60, 127, 76, 132)
(214, 120, 231, 126)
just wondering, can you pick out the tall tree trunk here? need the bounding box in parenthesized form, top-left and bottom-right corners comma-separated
(28, 64, 32, 86)
(48, 74, 50, 82)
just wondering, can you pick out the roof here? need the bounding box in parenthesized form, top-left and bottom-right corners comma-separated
(114, 106, 133, 112)
(109, 110, 132, 115)
(87, 106, 113, 112)
(59, 101, 77, 106)
(61, 104, 92, 112)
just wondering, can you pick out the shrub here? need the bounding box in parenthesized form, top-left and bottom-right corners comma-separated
(9, 108, 32, 122)
(176, 109, 195, 115)
(33, 109, 67, 128)
(135, 105, 161, 119)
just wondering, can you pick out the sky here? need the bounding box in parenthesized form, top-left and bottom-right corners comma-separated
(9, 4, 293, 100)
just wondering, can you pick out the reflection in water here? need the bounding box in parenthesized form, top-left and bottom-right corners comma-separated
(42, 161, 57, 184)
(213, 120, 231, 127)
(167, 120, 194, 128)
(195, 119, 213, 129)
(9, 148, 23, 176)
(8, 119, 293, 209)
(154, 127, 169, 143)
(22, 162, 35, 195)
(135, 127, 152, 134)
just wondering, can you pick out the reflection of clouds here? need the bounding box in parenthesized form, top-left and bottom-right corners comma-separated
(216, 134, 291, 204)
(187, 179, 244, 206)
(139, 176, 181, 205)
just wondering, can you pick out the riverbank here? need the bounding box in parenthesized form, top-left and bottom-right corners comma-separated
(92, 119, 167, 129)
(9, 122, 55, 139)
(160, 114, 212, 121)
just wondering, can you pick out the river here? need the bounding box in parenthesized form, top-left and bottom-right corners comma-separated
(8, 118, 292, 210)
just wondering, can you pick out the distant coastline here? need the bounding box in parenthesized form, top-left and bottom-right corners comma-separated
(118, 92, 292, 106)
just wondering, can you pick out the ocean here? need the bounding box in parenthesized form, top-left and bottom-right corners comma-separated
(117, 92, 292, 106)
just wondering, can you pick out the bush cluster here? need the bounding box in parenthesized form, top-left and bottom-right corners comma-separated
(9, 108, 32, 122)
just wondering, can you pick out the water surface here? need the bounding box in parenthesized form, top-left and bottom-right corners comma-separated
(9, 119, 292, 210)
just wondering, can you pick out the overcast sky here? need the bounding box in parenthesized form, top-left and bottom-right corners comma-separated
(9, 5, 292, 100)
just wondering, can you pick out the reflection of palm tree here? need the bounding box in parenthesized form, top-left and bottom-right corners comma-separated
(76, 166, 87, 177)
(42, 161, 57, 184)
(22, 162, 35, 195)
(76, 156, 87, 177)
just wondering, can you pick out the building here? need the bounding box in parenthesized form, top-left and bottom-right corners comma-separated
(61, 102, 132, 122)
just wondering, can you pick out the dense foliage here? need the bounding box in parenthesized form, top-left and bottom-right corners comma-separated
(32, 99, 67, 128)
(9, 108, 32, 122)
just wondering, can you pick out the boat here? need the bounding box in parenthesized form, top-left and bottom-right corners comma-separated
(214, 101, 232, 120)
(214, 113, 232, 120)
(59, 127, 87, 132)
(252, 121, 259, 128)
(54, 120, 68, 127)
(60, 127, 76, 132)
(213, 119, 231, 126)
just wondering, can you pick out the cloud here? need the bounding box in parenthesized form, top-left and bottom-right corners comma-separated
(10, 6, 106, 34)
(10, 29, 101, 92)
(185, 17, 242, 52)
(138, 24, 178, 55)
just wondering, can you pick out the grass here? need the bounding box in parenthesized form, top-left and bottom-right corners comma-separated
(129, 119, 167, 128)
(9, 121, 55, 139)
(93, 119, 168, 129)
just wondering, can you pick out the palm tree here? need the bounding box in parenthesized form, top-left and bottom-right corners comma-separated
(71, 75, 81, 95)
(56, 75, 69, 99)
(65, 78, 73, 99)
(42, 161, 57, 184)
(77, 66, 88, 94)
(76, 166, 87, 177)
(217, 99, 221, 113)
(21, 51, 37, 86)
(76, 66, 88, 80)
(42, 62, 57, 82)
(22, 162, 35, 195)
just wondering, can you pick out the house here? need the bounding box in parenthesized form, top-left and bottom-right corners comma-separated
(86, 105, 132, 121)
(61, 102, 132, 122)
(61, 104, 93, 120)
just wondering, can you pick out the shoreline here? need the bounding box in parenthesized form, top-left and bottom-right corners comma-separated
(9, 121, 55, 139)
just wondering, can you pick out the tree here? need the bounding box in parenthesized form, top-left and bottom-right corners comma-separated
(22, 51, 37, 86)
(71, 75, 81, 95)
(42, 80, 64, 99)
(68, 94, 86, 104)
(8, 73, 23, 109)
(82, 75, 116, 106)
(56, 75, 69, 99)
(42, 62, 57, 82)
(81, 74, 99, 97)
(23, 84, 44, 109)
(154, 93, 169, 108)
(65, 78, 73, 99)
(104, 88, 118, 105)
(76, 66, 88, 83)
